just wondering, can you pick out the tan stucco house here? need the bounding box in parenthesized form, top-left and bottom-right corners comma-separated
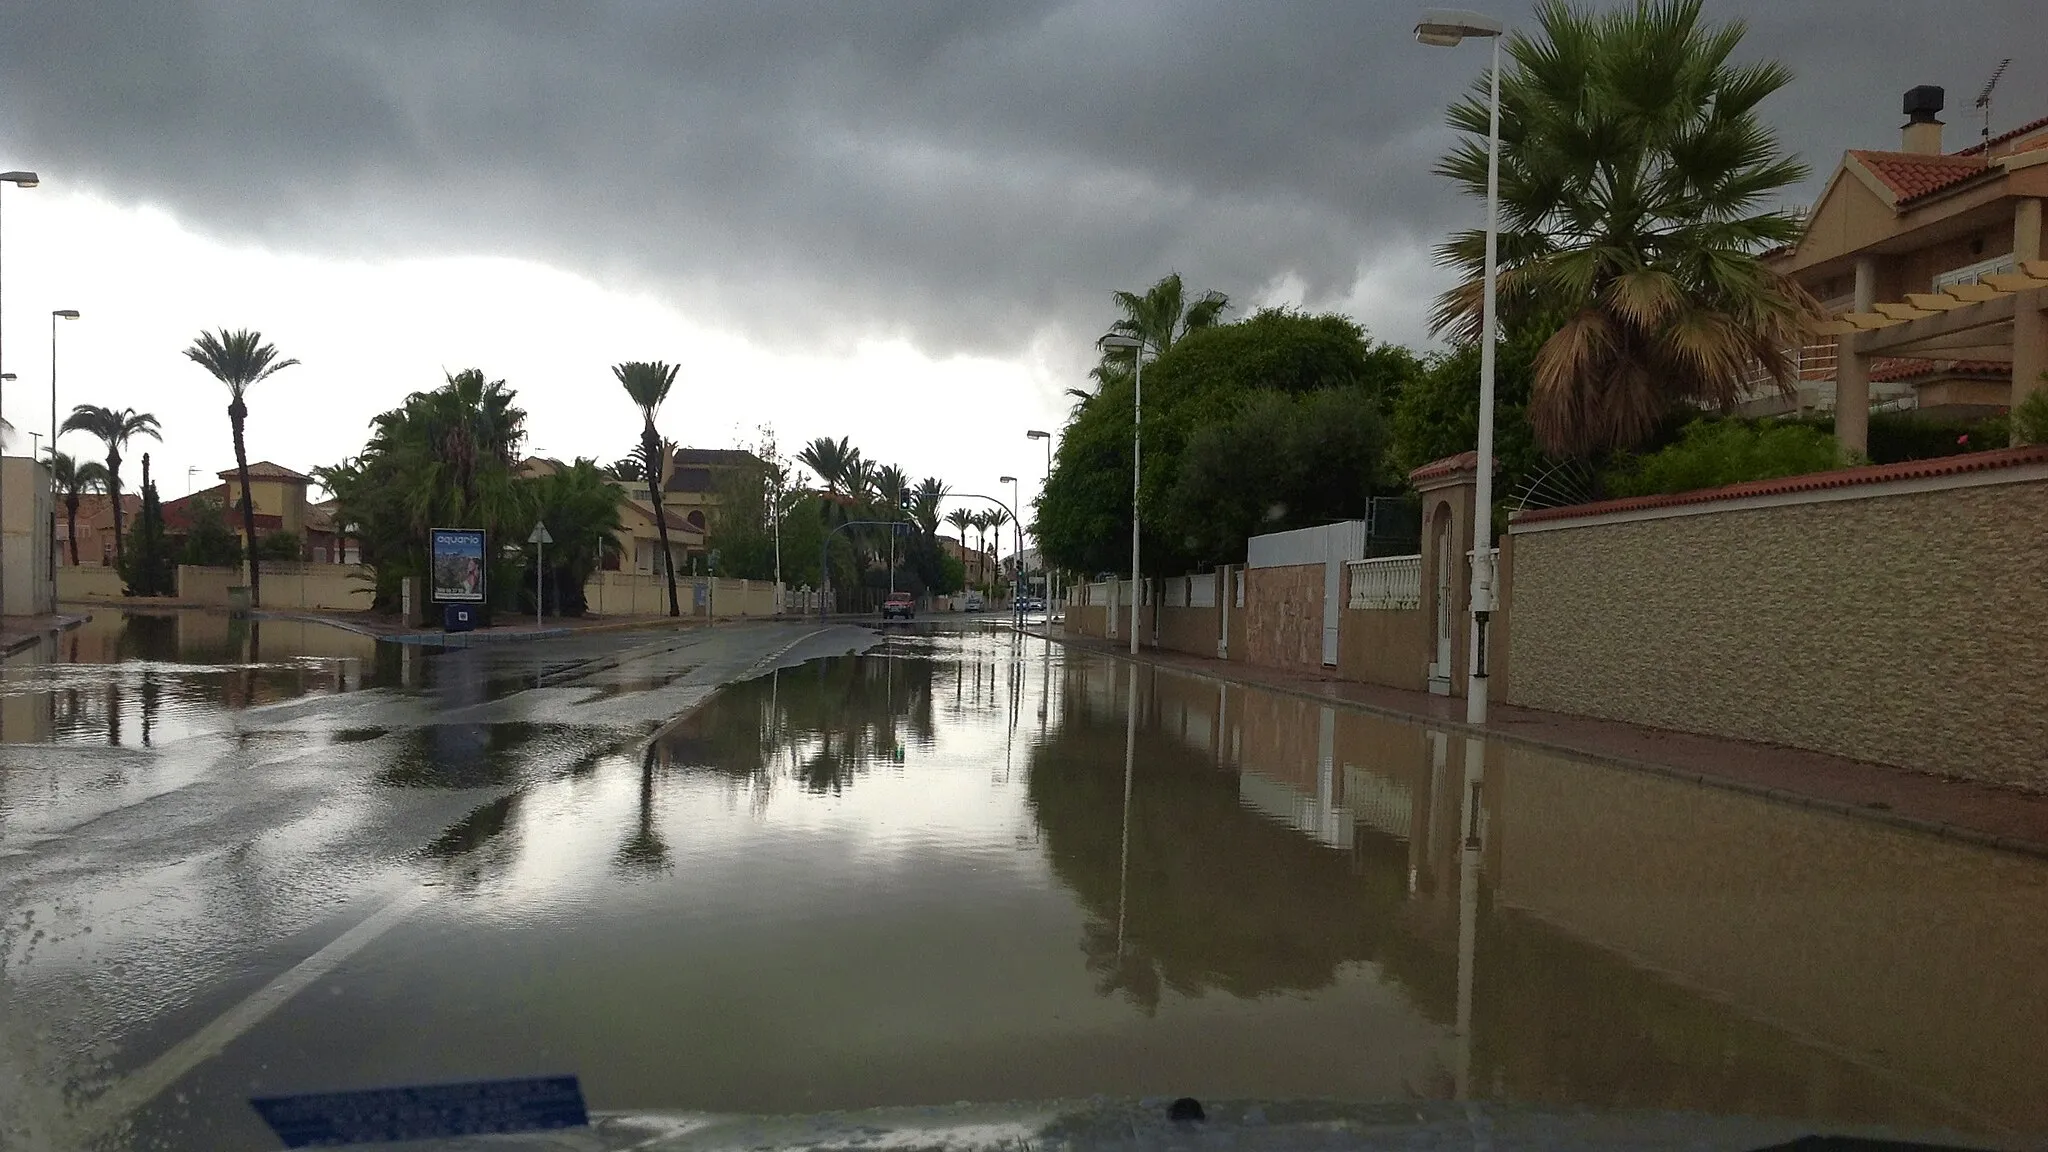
(1760, 84, 2048, 452)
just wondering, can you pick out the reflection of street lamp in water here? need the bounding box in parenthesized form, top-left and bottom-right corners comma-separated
(1453, 732, 1487, 1099)
(1115, 667, 1138, 958)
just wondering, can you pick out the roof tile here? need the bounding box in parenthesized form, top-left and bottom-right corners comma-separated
(1847, 150, 1990, 204)
(1952, 113, 2048, 157)
(1408, 450, 1479, 484)
(1868, 357, 2009, 384)
(1514, 445, 2048, 525)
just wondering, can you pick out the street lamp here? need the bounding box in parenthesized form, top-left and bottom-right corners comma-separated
(0, 171, 40, 617)
(1099, 334, 1144, 655)
(51, 310, 79, 593)
(1026, 429, 1053, 634)
(1416, 8, 1505, 724)
(999, 474, 1022, 622)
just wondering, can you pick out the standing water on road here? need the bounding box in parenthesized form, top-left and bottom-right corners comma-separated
(4, 621, 2046, 1149)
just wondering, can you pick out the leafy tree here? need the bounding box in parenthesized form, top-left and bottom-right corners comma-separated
(59, 404, 161, 574)
(1073, 273, 1232, 411)
(178, 495, 244, 569)
(255, 531, 304, 562)
(183, 328, 300, 606)
(613, 361, 683, 617)
(1161, 387, 1391, 567)
(317, 369, 532, 610)
(523, 458, 624, 615)
(1039, 308, 1401, 575)
(1391, 331, 1546, 500)
(1431, 0, 1817, 457)
(1604, 418, 1841, 497)
(120, 454, 175, 596)
(48, 450, 109, 566)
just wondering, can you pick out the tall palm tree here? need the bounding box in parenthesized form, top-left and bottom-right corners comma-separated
(183, 328, 300, 606)
(1097, 272, 1230, 375)
(945, 507, 974, 554)
(59, 406, 161, 574)
(48, 450, 109, 566)
(984, 507, 1012, 586)
(1429, 0, 1817, 457)
(912, 477, 948, 537)
(612, 360, 683, 617)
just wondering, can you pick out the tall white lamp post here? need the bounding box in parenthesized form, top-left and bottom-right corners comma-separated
(1416, 8, 1504, 724)
(1098, 334, 1144, 655)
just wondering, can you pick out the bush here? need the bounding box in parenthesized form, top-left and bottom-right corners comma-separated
(2014, 384, 2048, 445)
(1785, 410, 2011, 463)
(179, 496, 245, 568)
(1605, 418, 1843, 498)
(255, 531, 304, 562)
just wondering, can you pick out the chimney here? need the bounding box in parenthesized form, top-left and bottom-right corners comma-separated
(1902, 85, 1945, 154)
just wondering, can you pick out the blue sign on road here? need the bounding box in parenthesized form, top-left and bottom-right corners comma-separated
(251, 1075, 588, 1147)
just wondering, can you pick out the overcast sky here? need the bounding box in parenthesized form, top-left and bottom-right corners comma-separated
(1, 1, 2041, 533)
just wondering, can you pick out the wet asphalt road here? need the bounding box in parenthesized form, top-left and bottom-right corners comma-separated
(0, 615, 881, 1150)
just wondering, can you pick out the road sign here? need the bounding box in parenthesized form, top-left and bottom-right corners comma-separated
(528, 524, 554, 545)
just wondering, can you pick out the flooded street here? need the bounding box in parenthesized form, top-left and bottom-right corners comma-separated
(4, 614, 2046, 1149)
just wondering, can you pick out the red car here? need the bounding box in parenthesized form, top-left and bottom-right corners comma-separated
(882, 592, 916, 620)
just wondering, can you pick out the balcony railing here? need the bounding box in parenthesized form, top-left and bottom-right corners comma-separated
(1347, 555, 1422, 610)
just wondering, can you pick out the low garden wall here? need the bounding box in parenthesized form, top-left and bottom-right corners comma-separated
(56, 565, 126, 603)
(1504, 446, 2048, 789)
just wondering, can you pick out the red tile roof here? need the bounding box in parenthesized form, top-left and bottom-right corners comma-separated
(215, 461, 311, 482)
(1515, 446, 2048, 525)
(1408, 450, 1480, 484)
(1952, 114, 2048, 157)
(1848, 150, 1991, 204)
(1868, 357, 2009, 384)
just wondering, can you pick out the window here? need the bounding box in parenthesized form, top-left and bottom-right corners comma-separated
(1932, 254, 2016, 290)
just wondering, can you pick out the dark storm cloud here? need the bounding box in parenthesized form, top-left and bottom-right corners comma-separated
(3, 1, 2043, 360)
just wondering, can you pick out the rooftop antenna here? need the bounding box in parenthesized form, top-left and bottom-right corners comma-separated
(1974, 57, 2011, 164)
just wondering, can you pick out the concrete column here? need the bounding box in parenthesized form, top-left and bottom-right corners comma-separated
(1836, 257, 1877, 458)
(2014, 201, 2047, 431)
(2017, 198, 2043, 263)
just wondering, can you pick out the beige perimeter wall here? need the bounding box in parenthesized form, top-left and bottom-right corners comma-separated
(1506, 474, 2048, 788)
(1241, 563, 1325, 671)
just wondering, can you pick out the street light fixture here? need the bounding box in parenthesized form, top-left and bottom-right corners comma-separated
(1026, 429, 1054, 633)
(0, 170, 41, 617)
(1098, 334, 1144, 655)
(999, 474, 1022, 622)
(1417, 7, 1505, 725)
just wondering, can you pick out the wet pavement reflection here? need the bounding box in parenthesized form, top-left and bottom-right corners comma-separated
(65, 626, 2045, 1150)
(9, 618, 2047, 1150)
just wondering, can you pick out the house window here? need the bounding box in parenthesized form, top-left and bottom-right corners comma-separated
(1933, 254, 2016, 290)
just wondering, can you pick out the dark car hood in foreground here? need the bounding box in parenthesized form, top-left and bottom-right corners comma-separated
(311, 1099, 2005, 1151)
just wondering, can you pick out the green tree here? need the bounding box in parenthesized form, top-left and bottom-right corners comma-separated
(60, 404, 162, 575)
(120, 454, 175, 596)
(1162, 387, 1391, 567)
(48, 450, 109, 567)
(255, 531, 304, 562)
(1604, 417, 1842, 496)
(317, 369, 531, 610)
(183, 328, 300, 606)
(524, 458, 625, 615)
(1431, 0, 1817, 457)
(178, 495, 245, 569)
(613, 361, 683, 617)
(1039, 308, 1399, 575)
(2013, 384, 2048, 446)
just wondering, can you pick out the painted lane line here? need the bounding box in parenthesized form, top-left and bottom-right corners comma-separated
(76, 885, 432, 1138)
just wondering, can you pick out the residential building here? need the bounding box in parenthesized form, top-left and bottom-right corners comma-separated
(161, 463, 317, 559)
(518, 455, 705, 575)
(56, 492, 141, 567)
(1759, 84, 2048, 452)
(939, 534, 995, 589)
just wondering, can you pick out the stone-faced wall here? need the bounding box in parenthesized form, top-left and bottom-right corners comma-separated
(1505, 454, 2048, 788)
(1242, 563, 1324, 671)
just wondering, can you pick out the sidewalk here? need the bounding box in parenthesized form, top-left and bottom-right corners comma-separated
(1052, 630, 2048, 859)
(1, 613, 89, 657)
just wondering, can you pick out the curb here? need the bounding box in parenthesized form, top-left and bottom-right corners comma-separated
(1, 613, 90, 657)
(1047, 631, 2048, 862)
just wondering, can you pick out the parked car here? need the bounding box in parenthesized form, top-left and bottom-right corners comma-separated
(882, 592, 915, 620)
(1020, 597, 1044, 612)
(964, 592, 985, 612)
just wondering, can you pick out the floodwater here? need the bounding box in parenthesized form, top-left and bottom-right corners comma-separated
(6, 619, 2047, 1149)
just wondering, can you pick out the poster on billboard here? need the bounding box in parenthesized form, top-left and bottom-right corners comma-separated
(430, 528, 487, 603)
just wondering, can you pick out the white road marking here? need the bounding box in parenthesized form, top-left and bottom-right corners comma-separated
(75, 885, 432, 1138)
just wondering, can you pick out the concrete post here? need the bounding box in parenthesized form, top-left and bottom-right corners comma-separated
(1836, 257, 1878, 458)
(2013, 201, 2047, 428)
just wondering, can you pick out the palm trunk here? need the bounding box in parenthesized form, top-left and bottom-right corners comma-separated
(65, 496, 79, 566)
(107, 451, 126, 574)
(644, 425, 679, 617)
(231, 398, 261, 607)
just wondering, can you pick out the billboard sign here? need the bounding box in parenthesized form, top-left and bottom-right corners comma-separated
(430, 529, 487, 603)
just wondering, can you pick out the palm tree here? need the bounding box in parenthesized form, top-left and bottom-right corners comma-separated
(1429, 0, 1817, 457)
(912, 477, 948, 537)
(1098, 272, 1230, 373)
(183, 328, 300, 606)
(612, 361, 683, 617)
(48, 450, 109, 566)
(59, 406, 161, 574)
(945, 507, 974, 556)
(984, 507, 1012, 588)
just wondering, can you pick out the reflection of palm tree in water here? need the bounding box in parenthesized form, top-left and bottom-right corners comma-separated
(140, 667, 160, 746)
(616, 747, 672, 873)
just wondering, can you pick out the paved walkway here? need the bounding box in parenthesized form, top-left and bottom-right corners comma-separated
(1052, 629, 2048, 859)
